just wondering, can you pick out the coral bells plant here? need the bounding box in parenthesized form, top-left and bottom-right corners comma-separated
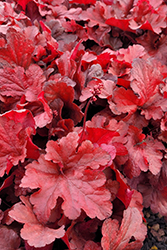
(1, 0, 167, 249)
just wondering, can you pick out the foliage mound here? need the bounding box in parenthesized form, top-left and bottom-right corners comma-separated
(1, 0, 167, 249)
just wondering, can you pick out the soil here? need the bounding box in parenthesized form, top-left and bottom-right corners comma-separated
(141, 208, 167, 250)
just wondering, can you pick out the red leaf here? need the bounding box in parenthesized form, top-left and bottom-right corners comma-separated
(81, 127, 119, 146)
(114, 169, 134, 209)
(17, 0, 33, 10)
(34, 91, 53, 128)
(70, 40, 83, 61)
(0, 28, 34, 69)
(106, 17, 131, 32)
(69, 0, 96, 4)
(56, 51, 77, 79)
(0, 64, 45, 102)
(144, 185, 167, 217)
(131, 58, 163, 106)
(137, 32, 167, 65)
(108, 87, 139, 115)
(136, 161, 167, 217)
(109, 59, 167, 119)
(80, 78, 103, 102)
(79, 1, 111, 28)
(9, 196, 65, 248)
(124, 125, 164, 178)
(45, 132, 111, 170)
(61, 233, 71, 250)
(2, 109, 39, 160)
(44, 81, 83, 125)
(0, 109, 36, 176)
(4, 108, 35, 133)
(26, 138, 40, 160)
(24, 241, 54, 250)
(0, 225, 21, 250)
(101, 207, 147, 250)
(21, 132, 112, 222)
(83, 241, 102, 250)
(40, 21, 51, 34)
(115, 44, 146, 64)
(129, 190, 144, 218)
(0, 174, 14, 191)
(68, 218, 100, 250)
(96, 52, 113, 73)
(129, 0, 166, 34)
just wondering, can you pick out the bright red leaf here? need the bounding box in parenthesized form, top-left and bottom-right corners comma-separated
(81, 127, 119, 146)
(0, 28, 34, 69)
(106, 17, 131, 32)
(108, 87, 139, 115)
(17, 0, 33, 10)
(113, 168, 134, 209)
(96, 52, 113, 73)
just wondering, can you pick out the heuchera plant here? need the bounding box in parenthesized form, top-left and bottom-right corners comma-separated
(1, 0, 167, 249)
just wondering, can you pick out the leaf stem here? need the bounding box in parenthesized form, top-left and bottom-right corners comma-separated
(77, 98, 92, 148)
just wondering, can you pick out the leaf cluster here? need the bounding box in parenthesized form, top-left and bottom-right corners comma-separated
(1, 0, 167, 249)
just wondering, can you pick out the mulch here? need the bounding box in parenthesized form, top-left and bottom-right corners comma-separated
(141, 208, 167, 250)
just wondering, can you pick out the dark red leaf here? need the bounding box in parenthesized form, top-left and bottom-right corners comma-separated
(0, 225, 21, 250)
(0, 175, 14, 191)
(24, 241, 54, 250)
(84, 241, 102, 250)
(44, 81, 83, 125)
(17, 0, 33, 10)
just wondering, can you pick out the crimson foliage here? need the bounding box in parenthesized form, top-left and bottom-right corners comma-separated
(0, 0, 167, 249)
